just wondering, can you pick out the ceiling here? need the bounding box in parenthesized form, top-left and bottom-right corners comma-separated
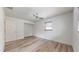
(4, 7, 73, 21)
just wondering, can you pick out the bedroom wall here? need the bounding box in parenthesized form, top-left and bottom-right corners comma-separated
(33, 12, 73, 45)
(5, 16, 34, 42)
(0, 8, 5, 51)
(73, 7, 79, 52)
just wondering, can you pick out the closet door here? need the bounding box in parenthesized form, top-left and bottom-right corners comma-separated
(24, 23, 33, 37)
(16, 20, 24, 39)
(5, 19, 17, 42)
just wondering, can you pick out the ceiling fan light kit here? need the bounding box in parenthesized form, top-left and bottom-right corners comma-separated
(33, 13, 44, 21)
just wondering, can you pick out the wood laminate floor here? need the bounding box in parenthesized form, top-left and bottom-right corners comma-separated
(5, 36, 73, 52)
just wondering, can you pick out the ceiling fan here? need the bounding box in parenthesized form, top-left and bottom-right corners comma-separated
(6, 7, 13, 10)
(33, 13, 44, 21)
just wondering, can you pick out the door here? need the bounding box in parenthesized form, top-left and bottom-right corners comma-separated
(24, 23, 33, 37)
(5, 19, 17, 42)
(16, 20, 24, 39)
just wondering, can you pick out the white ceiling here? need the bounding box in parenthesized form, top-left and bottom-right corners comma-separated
(4, 7, 73, 21)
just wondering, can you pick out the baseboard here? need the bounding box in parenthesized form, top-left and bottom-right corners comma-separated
(24, 36, 34, 38)
(34, 35, 72, 46)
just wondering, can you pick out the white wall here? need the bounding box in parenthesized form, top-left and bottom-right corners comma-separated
(24, 23, 33, 37)
(0, 8, 5, 51)
(33, 12, 73, 45)
(73, 7, 79, 52)
(5, 16, 34, 42)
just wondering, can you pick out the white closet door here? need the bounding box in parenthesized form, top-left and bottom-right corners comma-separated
(24, 23, 33, 37)
(5, 19, 16, 42)
(16, 21, 24, 39)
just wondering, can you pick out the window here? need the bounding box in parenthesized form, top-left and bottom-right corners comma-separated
(45, 21, 53, 31)
(78, 21, 79, 31)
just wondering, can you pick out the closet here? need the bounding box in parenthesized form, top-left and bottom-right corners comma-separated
(5, 17, 24, 42)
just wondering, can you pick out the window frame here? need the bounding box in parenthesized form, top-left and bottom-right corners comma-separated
(45, 21, 53, 31)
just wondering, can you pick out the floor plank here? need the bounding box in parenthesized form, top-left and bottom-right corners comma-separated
(5, 36, 73, 52)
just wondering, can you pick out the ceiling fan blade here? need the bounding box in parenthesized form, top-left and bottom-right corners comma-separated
(36, 13, 38, 15)
(33, 14, 35, 16)
(40, 18, 43, 19)
(6, 7, 13, 10)
(36, 16, 38, 18)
